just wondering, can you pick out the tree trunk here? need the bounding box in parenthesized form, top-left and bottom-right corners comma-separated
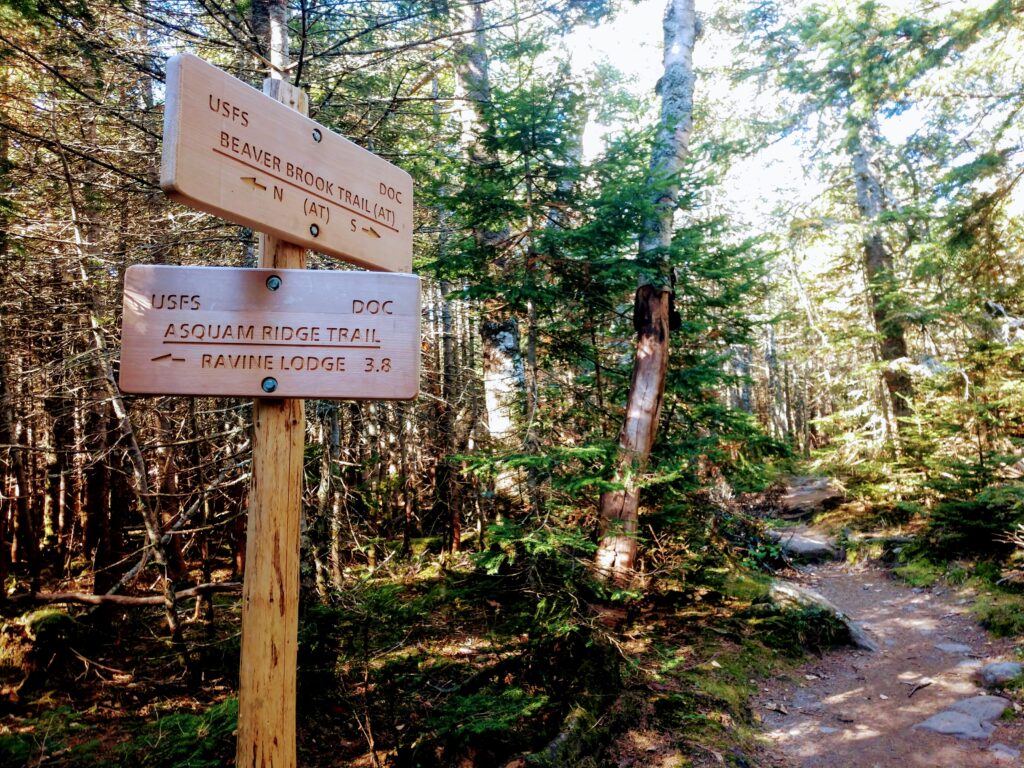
(455, 1, 527, 457)
(594, 0, 698, 584)
(849, 128, 913, 426)
(235, 4, 305, 765)
(0, 348, 39, 592)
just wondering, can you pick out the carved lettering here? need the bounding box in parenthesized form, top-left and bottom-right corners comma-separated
(352, 299, 393, 315)
(378, 182, 403, 205)
(278, 356, 346, 372)
(151, 293, 200, 310)
(163, 323, 255, 341)
(285, 163, 334, 196)
(208, 95, 249, 127)
(260, 325, 321, 342)
(303, 198, 330, 222)
(200, 353, 274, 370)
(218, 132, 281, 172)
(326, 327, 381, 343)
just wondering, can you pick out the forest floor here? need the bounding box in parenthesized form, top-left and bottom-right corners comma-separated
(755, 534, 1023, 767)
(6, 478, 1024, 768)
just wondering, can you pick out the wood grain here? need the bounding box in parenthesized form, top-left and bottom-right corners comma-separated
(234, 76, 307, 768)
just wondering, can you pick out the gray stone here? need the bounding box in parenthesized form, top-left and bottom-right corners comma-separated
(934, 642, 972, 654)
(955, 659, 983, 670)
(979, 661, 1024, 688)
(769, 581, 878, 652)
(948, 695, 1011, 722)
(913, 710, 995, 739)
(990, 743, 1021, 763)
(818, 726, 840, 734)
(767, 529, 836, 562)
(780, 477, 844, 517)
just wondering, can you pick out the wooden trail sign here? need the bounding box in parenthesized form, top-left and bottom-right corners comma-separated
(119, 265, 420, 400)
(161, 53, 413, 272)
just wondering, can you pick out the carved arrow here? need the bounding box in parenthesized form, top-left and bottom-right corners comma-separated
(151, 353, 186, 363)
(241, 176, 267, 191)
(362, 226, 381, 239)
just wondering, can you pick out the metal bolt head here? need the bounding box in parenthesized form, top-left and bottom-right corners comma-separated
(266, 274, 282, 291)
(309, 224, 320, 237)
(312, 128, 322, 143)
(261, 377, 278, 394)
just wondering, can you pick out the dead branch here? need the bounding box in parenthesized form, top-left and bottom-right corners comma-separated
(9, 582, 241, 607)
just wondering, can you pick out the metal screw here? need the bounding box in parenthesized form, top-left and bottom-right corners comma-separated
(261, 377, 278, 394)
(265, 274, 282, 291)
(312, 128, 322, 143)
(309, 224, 320, 237)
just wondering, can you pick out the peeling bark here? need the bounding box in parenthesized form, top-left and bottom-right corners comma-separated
(595, 0, 698, 585)
(598, 0, 700, 581)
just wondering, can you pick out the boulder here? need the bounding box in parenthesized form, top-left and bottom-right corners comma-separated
(769, 581, 877, 652)
(913, 695, 1011, 741)
(978, 661, 1024, 689)
(767, 529, 837, 563)
(779, 477, 844, 518)
(948, 695, 1011, 722)
(914, 710, 995, 740)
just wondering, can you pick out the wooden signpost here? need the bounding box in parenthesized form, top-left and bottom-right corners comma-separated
(120, 265, 420, 400)
(122, 51, 418, 768)
(161, 53, 414, 273)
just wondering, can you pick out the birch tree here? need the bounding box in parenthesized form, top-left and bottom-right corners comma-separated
(594, 0, 699, 583)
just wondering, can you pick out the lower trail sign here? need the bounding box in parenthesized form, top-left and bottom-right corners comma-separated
(119, 265, 420, 400)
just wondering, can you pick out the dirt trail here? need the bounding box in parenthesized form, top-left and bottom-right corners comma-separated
(757, 560, 1023, 767)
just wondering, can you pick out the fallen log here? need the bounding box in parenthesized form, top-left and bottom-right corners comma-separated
(8, 582, 241, 607)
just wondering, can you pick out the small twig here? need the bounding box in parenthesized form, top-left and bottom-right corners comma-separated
(905, 679, 933, 698)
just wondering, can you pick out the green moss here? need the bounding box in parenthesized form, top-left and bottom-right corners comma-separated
(973, 591, 1024, 637)
(21, 609, 76, 639)
(844, 540, 885, 564)
(723, 573, 772, 604)
(894, 557, 945, 587)
(0, 706, 97, 768)
(0, 732, 41, 767)
(118, 698, 238, 768)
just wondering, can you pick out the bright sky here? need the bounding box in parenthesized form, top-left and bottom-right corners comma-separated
(564, 0, 817, 230)
(565, 0, 1023, 229)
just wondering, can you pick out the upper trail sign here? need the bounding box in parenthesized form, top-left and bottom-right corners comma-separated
(161, 53, 413, 273)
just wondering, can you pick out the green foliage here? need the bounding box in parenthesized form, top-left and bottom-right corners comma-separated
(974, 591, 1024, 637)
(475, 519, 594, 579)
(427, 686, 549, 745)
(744, 604, 850, 657)
(922, 483, 1024, 558)
(894, 556, 945, 588)
(118, 699, 238, 768)
(0, 706, 94, 768)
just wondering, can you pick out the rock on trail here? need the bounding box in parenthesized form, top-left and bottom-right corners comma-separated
(756, 561, 1023, 768)
(767, 528, 838, 563)
(778, 477, 844, 519)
